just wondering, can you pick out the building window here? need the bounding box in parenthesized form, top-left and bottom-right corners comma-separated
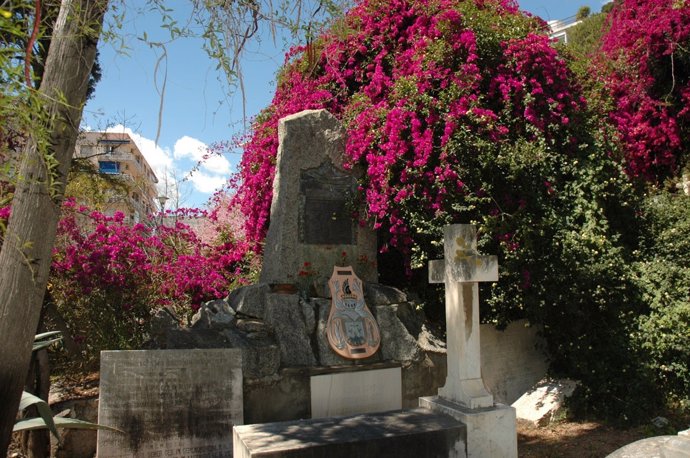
(99, 161, 120, 174)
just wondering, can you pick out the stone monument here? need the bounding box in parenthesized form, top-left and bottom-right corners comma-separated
(259, 109, 377, 286)
(420, 224, 517, 457)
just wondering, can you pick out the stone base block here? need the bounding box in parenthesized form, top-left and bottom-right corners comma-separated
(419, 396, 517, 458)
(233, 408, 466, 457)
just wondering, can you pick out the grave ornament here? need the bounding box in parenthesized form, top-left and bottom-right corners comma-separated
(326, 266, 380, 359)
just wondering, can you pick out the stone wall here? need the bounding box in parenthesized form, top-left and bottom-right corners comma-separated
(481, 320, 548, 405)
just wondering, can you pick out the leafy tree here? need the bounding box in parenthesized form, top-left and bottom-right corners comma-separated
(576, 5, 591, 20)
(0, 2, 108, 454)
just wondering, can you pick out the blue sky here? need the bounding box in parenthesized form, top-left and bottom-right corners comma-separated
(82, 1, 611, 209)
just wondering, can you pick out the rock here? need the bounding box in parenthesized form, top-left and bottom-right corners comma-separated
(390, 302, 424, 336)
(264, 293, 317, 367)
(51, 397, 98, 458)
(146, 308, 181, 348)
(165, 328, 232, 349)
(191, 299, 235, 329)
(512, 378, 579, 426)
(417, 324, 446, 354)
(312, 278, 332, 299)
(376, 305, 422, 362)
(301, 298, 317, 334)
(365, 283, 408, 305)
(222, 329, 281, 379)
(651, 416, 670, 429)
(401, 355, 447, 408)
(236, 318, 272, 337)
(228, 283, 270, 319)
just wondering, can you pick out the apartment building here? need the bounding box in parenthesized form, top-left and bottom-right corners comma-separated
(74, 131, 159, 224)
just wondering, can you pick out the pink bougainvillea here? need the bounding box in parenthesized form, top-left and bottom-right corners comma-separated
(232, 0, 583, 261)
(600, 0, 690, 180)
(52, 199, 249, 311)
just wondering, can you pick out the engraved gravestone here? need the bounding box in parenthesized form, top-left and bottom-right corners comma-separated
(97, 349, 243, 458)
(260, 109, 377, 285)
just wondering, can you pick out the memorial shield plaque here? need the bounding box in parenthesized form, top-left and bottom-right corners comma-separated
(326, 266, 380, 359)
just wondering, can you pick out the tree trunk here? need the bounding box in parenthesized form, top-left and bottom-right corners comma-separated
(0, 0, 108, 455)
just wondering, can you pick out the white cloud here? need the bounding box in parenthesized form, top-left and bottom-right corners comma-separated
(174, 135, 231, 176)
(187, 171, 226, 194)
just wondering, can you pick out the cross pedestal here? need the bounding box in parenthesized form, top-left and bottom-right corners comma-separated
(420, 224, 517, 458)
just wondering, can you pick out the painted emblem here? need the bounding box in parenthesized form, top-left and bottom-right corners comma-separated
(326, 266, 380, 359)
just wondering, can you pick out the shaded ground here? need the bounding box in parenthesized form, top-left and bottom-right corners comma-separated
(518, 420, 648, 457)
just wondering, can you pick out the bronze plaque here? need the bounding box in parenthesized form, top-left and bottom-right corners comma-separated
(299, 162, 355, 245)
(326, 266, 380, 359)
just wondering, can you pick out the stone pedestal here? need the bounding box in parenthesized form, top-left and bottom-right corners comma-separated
(420, 396, 517, 458)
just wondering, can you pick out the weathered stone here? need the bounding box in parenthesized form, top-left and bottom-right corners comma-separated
(235, 318, 272, 337)
(97, 349, 242, 458)
(52, 398, 98, 458)
(511, 378, 578, 426)
(312, 277, 332, 299)
(146, 308, 180, 348)
(260, 109, 378, 286)
(165, 324, 280, 379)
(392, 301, 425, 336)
(376, 305, 422, 362)
(219, 328, 281, 379)
(301, 298, 317, 334)
(191, 298, 235, 329)
(431, 224, 497, 409)
(417, 324, 447, 354)
(165, 328, 232, 349)
(228, 283, 270, 319)
(481, 320, 548, 405)
(401, 355, 447, 408)
(264, 293, 317, 367)
(364, 283, 408, 305)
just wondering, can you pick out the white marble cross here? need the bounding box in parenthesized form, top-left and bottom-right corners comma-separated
(429, 224, 498, 409)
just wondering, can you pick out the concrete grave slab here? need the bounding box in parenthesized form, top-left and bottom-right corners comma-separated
(233, 408, 466, 458)
(97, 349, 243, 458)
(310, 367, 402, 418)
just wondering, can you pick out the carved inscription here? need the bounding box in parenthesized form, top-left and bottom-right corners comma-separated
(97, 349, 242, 458)
(299, 162, 355, 245)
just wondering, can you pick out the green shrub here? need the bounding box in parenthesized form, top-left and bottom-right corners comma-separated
(633, 192, 690, 411)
